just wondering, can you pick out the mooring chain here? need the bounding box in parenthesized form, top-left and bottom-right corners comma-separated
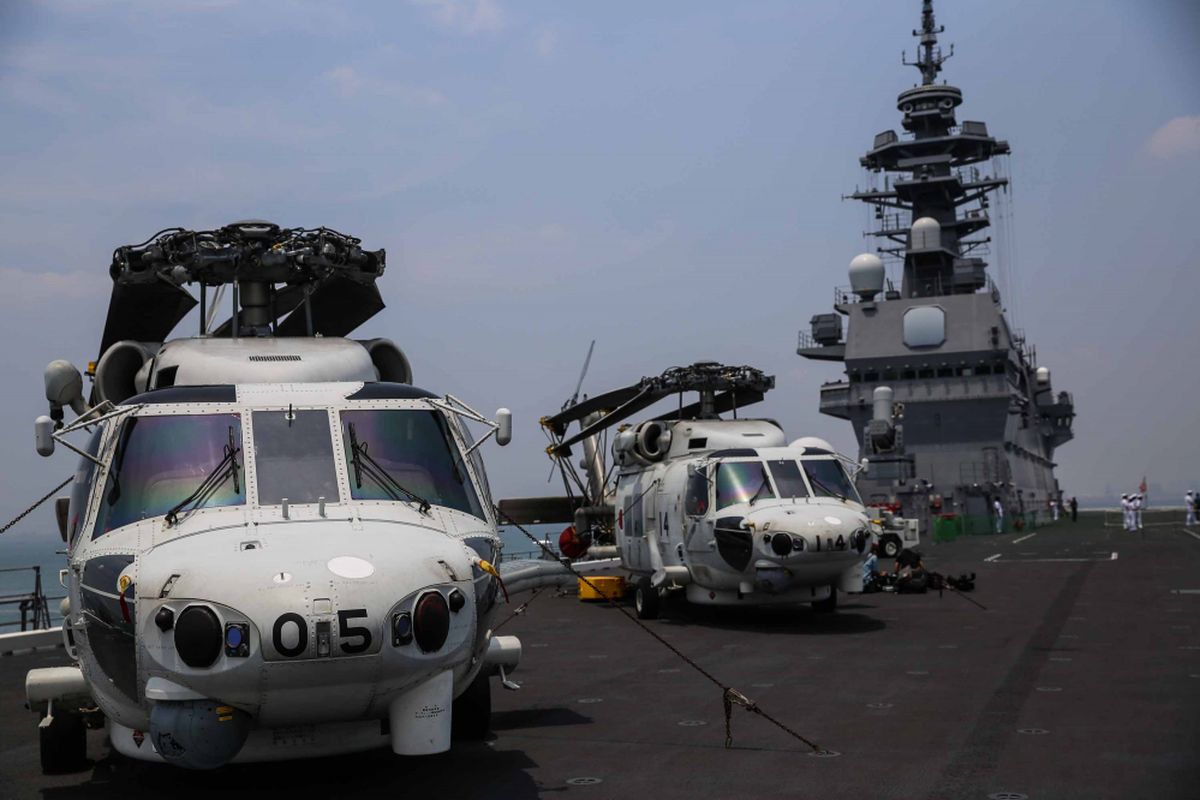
(492, 587, 545, 632)
(497, 508, 827, 753)
(0, 476, 72, 536)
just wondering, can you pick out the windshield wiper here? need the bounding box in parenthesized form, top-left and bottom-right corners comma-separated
(806, 472, 847, 502)
(748, 474, 771, 506)
(164, 426, 241, 526)
(347, 422, 432, 515)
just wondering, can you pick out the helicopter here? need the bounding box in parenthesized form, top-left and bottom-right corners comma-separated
(22, 222, 615, 772)
(499, 362, 873, 620)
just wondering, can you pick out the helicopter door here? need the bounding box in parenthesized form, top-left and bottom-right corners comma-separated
(621, 476, 652, 572)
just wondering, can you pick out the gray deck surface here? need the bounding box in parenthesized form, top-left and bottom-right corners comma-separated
(2, 512, 1198, 799)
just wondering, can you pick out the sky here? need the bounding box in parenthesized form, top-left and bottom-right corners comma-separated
(0, 0, 1198, 543)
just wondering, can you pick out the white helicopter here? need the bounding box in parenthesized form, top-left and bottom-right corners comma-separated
(23, 222, 613, 772)
(500, 362, 873, 620)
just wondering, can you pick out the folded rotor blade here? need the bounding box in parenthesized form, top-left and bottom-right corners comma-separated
(553, 386, 668, 455)
(544, 383, 646, 436)
(99, 278, 197, 356)
(276, 276, 384, 337)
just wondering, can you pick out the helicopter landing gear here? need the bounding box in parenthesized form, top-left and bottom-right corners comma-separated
(635, 576, 661, 620)
(451, 669, 492, 741)
(812, 586, 838, 614)
(39, 707, 87, 774)
(879, 535, 901, 559)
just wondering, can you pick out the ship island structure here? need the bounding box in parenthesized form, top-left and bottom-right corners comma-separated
(798, 1, 1075, 532)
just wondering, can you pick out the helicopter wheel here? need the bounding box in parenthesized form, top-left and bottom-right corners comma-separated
(635, 576, 660, 620)
(812, 586, 838, 614)
(39, 710, 87, 774)
(880, 536, 901, 559)
(451, 669, 492, 741)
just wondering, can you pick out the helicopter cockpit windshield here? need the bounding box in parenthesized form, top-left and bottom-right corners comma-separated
(715, 461, 776, 509)
(340, 409, 486, 519)
(800, 458, 862, 504)
(710, 455, 862, 511)
(84, 398, 491, 537)
(92, 414, 246, 538)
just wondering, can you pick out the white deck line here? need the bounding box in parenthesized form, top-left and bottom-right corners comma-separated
(1182, 529, 1200, 542)
(986, 553, 1118, 564)
(1012, 532, 1038, 544)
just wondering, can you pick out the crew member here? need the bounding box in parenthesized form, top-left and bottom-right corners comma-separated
(992, 497, 1004, 534)
(1069, 496, 1078, 522)
(1186, 491, 1196, 527)
(1050, 498, 1059, 522)
(892, 547, 927, 593)
(1120, 493, 1131, 531)
(861, 541, 883, 593)
(1133, 493, 1144, 531)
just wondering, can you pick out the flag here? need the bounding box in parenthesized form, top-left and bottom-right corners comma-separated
(1139, 476, 1147, 494)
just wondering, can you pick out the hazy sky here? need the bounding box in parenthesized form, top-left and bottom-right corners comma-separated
(1, 0, 1198, 538)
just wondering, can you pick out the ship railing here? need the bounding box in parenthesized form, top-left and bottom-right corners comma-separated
(831, 285, 899, 305)
(0, 566, 59, 632)
(798, 331, 841, 351)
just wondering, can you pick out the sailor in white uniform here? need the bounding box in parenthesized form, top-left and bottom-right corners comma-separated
(1186, 491, 1197, 527)
(1132, 493, 1144, 531)
(993, 498, 1004, 534)
(1120, 494, 1131, 531)
(1050, 498, 1059, 522)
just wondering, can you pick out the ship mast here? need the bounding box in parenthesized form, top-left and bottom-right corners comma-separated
(903, 0, 953, 86)
(849, 0, 1007, 299)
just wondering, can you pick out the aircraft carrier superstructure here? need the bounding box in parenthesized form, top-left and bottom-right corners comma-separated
(798, 1, 1074, 528)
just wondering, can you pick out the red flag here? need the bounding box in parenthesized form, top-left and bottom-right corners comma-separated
(1139, 476, 1147, 494)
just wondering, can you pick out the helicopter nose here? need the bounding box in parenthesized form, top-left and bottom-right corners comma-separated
(138, 520, 480, 686)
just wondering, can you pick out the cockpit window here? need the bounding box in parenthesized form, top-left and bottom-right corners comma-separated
(68, 424, 105, 547)
(340, 409, 485, 519)
(802, 458, 862, 503)
(685, 467, 709, 515)
(715, 461, 775, 510)
(766, 459, 809, 499)
(252, 410, 339, 505)
(92, 414, 245, 537)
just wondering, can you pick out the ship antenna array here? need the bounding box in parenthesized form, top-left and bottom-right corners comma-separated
(902, 0, 953, 85)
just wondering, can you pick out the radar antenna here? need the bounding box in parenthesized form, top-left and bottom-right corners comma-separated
(902, 0, 953, 85)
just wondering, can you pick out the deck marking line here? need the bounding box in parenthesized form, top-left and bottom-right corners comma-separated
(1012, 532, 1038, 544)
(984, 553, 1002, 562)
(1171, 589, 1200, 595)
(1111, 552, 1118, 561)
(992, 556, 1116, 563)
(1183, 529, 1200, 542)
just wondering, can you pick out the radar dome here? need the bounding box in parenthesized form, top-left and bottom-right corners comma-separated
(911, 217, 941, 250)
(790, 436, 836, 454)
(848, 253, 885, 300)
(1036, 367, 1051, 385)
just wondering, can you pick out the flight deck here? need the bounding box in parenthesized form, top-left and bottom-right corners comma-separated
(2, 514, 1197, 799)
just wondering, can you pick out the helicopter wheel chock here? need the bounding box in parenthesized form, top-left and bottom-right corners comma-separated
(38, 707, 87, 774)
(635, 576, 661, 620)
(451, 669, 492, 741)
